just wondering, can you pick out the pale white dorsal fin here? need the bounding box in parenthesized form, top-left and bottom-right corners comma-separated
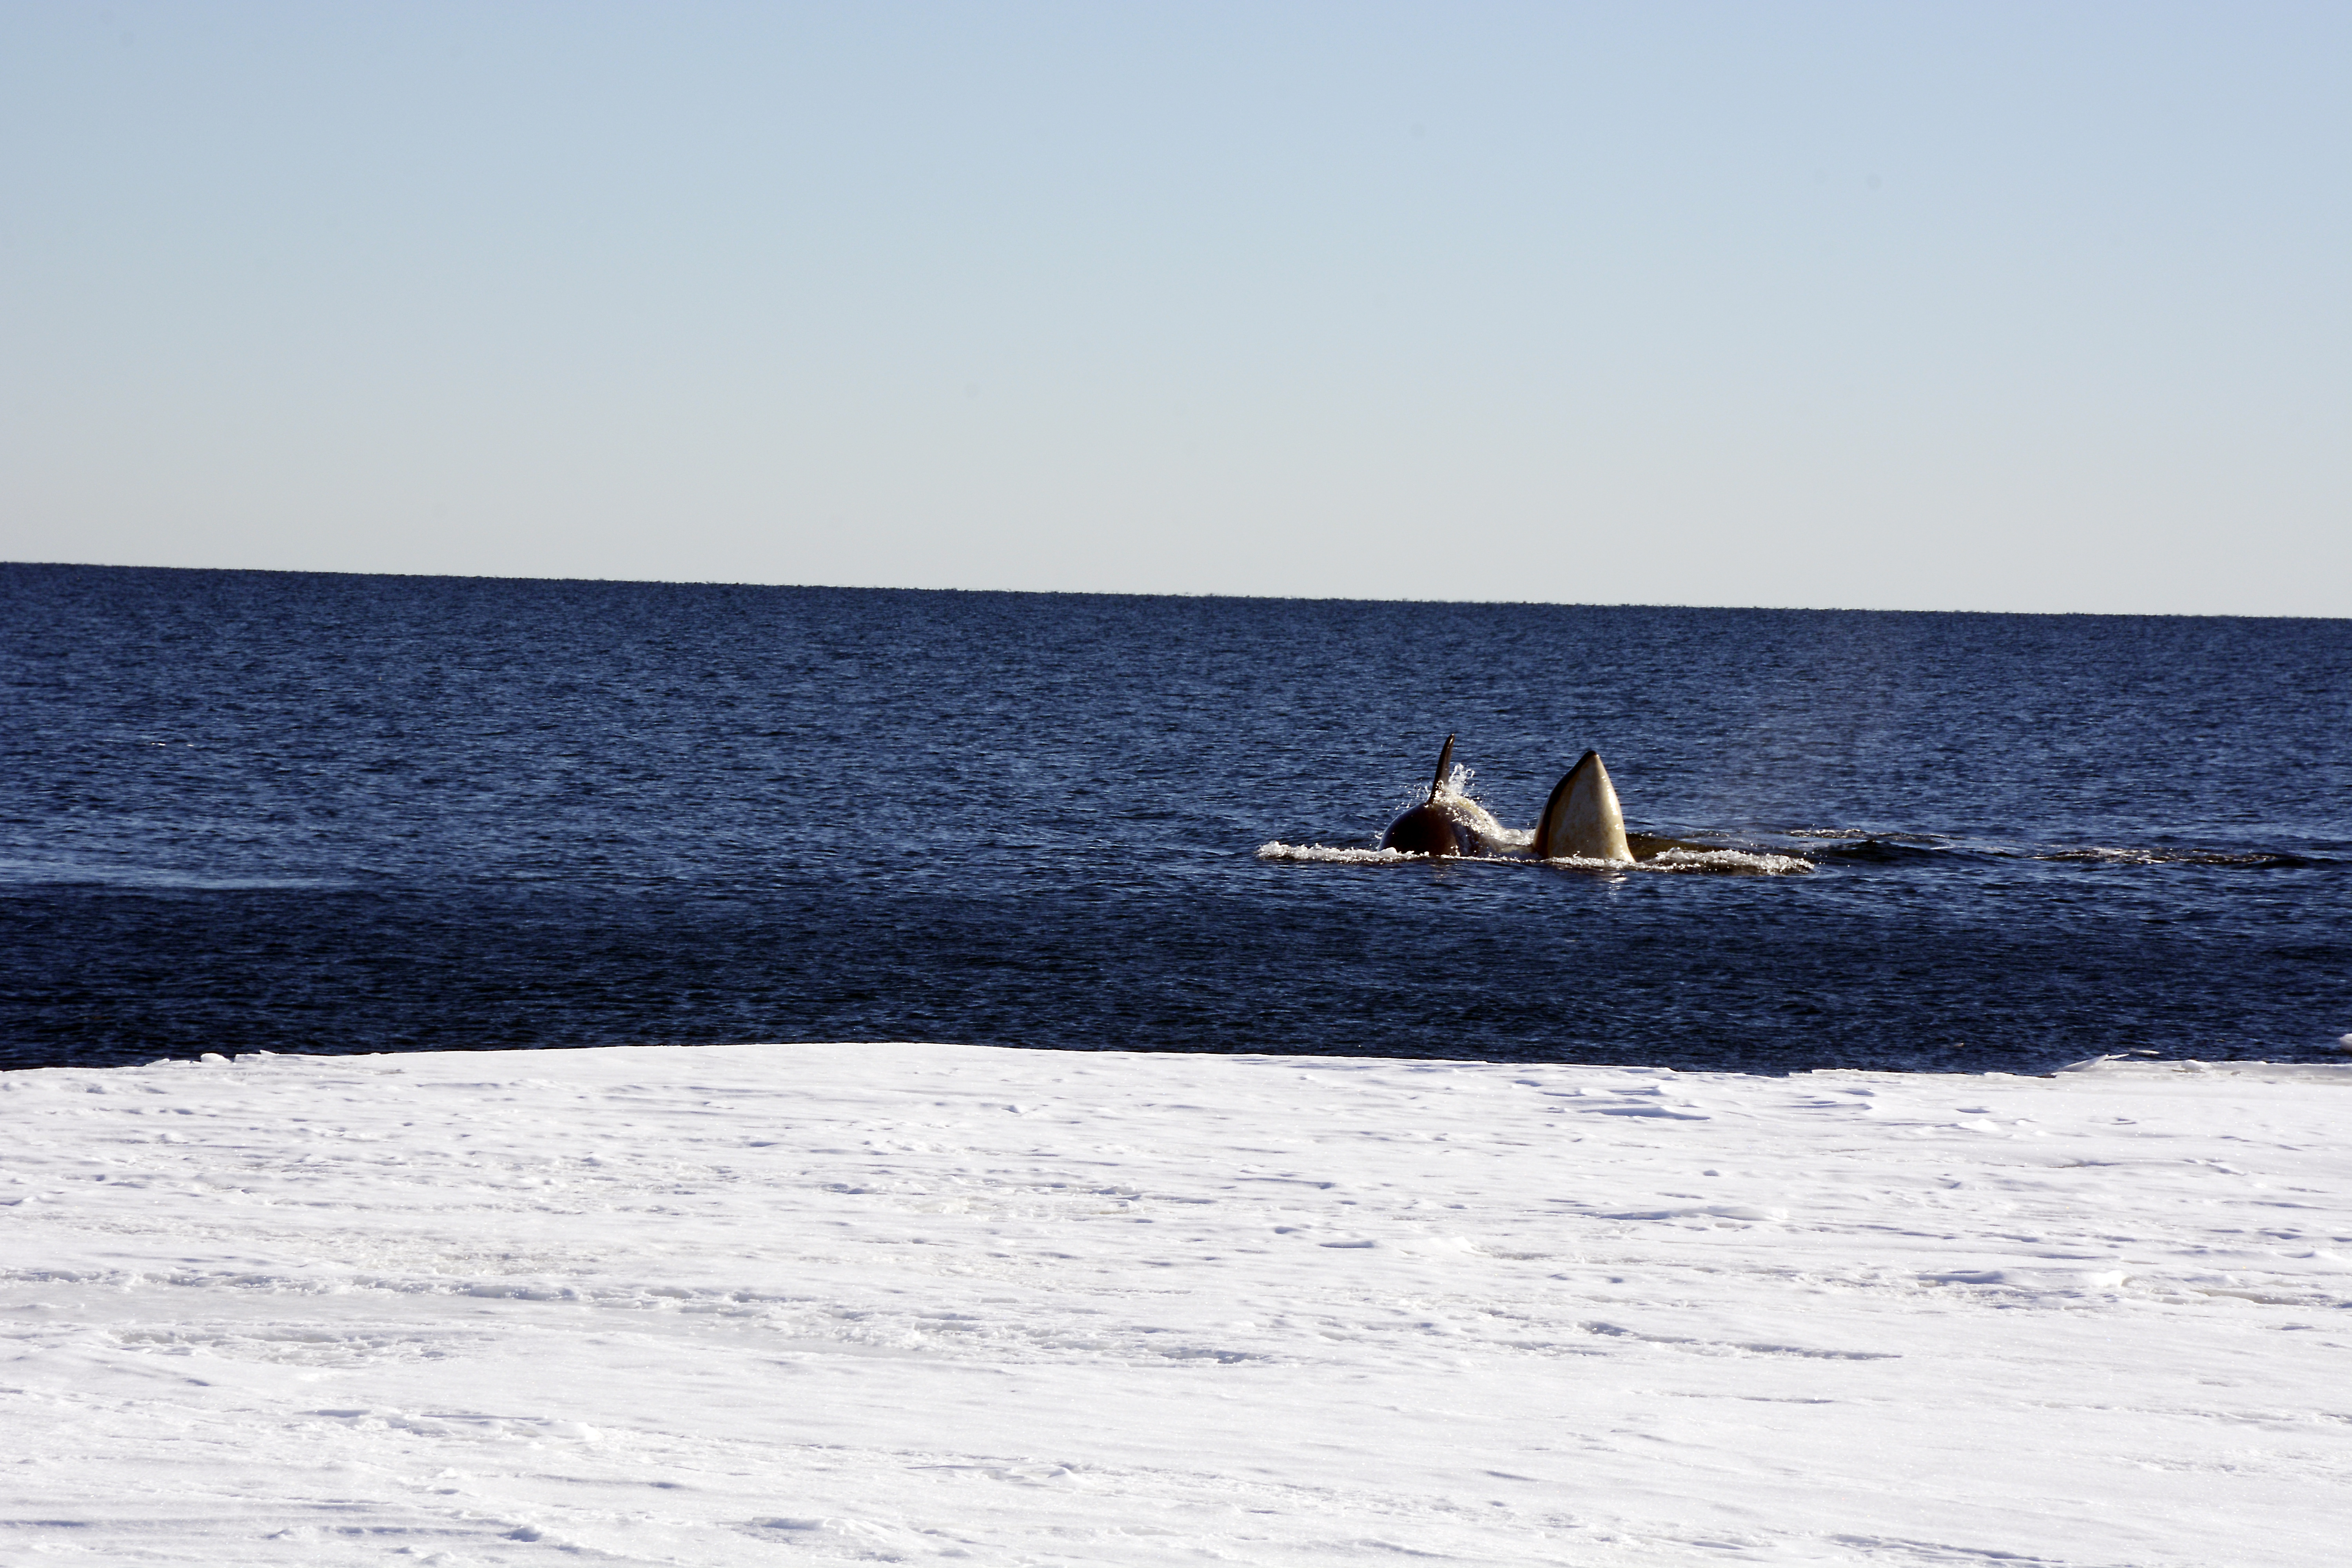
(1533, 751, 1632, 862)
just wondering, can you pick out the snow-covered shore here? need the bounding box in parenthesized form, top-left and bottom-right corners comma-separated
(4, 1044, 2347, 1566)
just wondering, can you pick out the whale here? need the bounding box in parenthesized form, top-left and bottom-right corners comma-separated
(1377, 735, 1637, 862)
(1375, 735, 1518, 857)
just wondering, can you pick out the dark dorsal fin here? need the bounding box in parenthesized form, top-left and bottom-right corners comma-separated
(1427, 734, 1456, 803)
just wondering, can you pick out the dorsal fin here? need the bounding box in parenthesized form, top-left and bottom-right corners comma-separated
(1532, 750, 1633, 862)
(1427, 734, 1455, 803)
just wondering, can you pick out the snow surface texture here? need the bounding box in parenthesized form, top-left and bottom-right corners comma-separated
(4, 1044, 2348, 1567)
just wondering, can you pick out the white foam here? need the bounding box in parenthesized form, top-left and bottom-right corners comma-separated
(1259, 842, 1811, 875)
(1255, 841, 1417, 862)
(1639, 846, 1815, 875)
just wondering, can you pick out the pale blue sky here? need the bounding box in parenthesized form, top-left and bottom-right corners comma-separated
(4, 2, 2345, 613)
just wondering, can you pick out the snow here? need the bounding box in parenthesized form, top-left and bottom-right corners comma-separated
(4, 1042, 2349, 1566)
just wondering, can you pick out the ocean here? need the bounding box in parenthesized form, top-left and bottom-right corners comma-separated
(4, 562, 2347, 1074)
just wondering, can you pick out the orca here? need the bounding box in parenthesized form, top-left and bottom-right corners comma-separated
(1377, 736, 1636, 862)
(1375, 735, 1517, 858)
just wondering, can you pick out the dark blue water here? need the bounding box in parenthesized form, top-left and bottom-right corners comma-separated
(5, 563, 2348, 1074)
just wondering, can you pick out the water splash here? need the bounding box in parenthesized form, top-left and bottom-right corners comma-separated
(1256, 842, 1809, 875)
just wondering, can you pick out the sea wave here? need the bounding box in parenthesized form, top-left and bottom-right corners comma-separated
(1255, 843, 1419, 864)
(2026, 846, 2325, 869)
(1787, 834, 2323, 871)
(1639, 848, 1814, 876)
(0, 858, 341, 891)
(1254, 843, 1811, 875)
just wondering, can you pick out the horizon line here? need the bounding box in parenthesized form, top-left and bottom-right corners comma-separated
(5, 558, 2344, 623)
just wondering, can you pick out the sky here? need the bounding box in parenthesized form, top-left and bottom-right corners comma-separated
(3, 2, 2346, 614)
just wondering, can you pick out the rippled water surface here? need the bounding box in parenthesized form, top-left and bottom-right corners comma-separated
(5, 564, 2347, 1072)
